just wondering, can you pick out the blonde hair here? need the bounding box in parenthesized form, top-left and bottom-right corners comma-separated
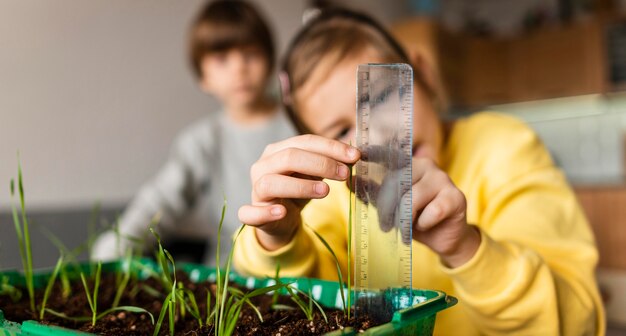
(281, 8, 439, 134)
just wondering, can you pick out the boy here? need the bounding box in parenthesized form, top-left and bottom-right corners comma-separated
(92, 0, 295, 264)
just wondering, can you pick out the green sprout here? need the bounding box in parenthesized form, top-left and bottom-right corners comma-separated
(149, 219, 178, 336)
(207, 199, 286, 336)
(81, 261, 102, 326)
(0, 275, 22, 302)
(45, 306, 154, 326)
(111, 248, 133, 308)
(220, 282, 284, 335)
(10, 159, 35, 313)
(347, 163, 354, 319)
(205, 289, 213, 326)
(271, 263, 281, 307)
(178, 284, 202, 327)
(149, 217, 203, 335)
(46, 260, 154, 328)
(306, 224, 347, 316)
(148, 216, 176, 291)
(39, 256, 64, 320)
(39, 225, 88, 300)
(153, 281, 176, 336)
(269, 264, 327, 322)
(288, 285, 327, 322)
(59, 267, 72, 299)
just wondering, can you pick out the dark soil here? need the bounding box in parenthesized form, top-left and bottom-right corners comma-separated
(0, 271, 378, 335)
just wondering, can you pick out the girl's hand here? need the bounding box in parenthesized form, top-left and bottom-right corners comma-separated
(238, 134, 360, 251)
(411, 157, 480, 268)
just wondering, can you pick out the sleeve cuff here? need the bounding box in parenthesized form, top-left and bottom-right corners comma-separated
(439, 228, 537, 298)
(233, 225, 317, 278)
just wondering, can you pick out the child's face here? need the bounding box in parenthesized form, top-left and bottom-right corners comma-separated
(294, 50, 444, 164)
(199, 46, 269, 108)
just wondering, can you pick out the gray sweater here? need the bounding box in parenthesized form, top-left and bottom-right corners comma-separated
(92, 109, 296, 265)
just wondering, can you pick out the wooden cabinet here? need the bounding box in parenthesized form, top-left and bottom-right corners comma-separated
(575, 186, 626, 270)
(461, 38, 511, 106)
(391, 18, 609, 108)
(510, 20, 606, 101)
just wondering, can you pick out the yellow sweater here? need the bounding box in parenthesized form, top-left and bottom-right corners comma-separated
(234, 112, 605, 335)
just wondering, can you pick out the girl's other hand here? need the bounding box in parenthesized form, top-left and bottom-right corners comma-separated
(238, 134, 360, 251)
(410, 158, 481, 268)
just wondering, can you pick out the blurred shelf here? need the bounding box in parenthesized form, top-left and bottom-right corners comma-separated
(391, 16, 620, 109)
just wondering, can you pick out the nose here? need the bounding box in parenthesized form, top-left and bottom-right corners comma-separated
(231, 51, 249, 77)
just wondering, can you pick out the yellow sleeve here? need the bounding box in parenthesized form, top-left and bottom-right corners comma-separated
(233, 182, 349, 280)
(443, 113, 605, 335)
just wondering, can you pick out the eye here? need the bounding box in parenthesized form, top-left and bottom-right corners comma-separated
(334, 127, 350, 141)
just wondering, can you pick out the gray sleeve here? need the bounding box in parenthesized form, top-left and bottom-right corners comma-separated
(92, 121, 214, 261)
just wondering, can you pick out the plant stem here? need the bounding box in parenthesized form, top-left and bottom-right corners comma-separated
(93, 261, 101, 326)
(347, 163, 353, 319)
(10, 159, 35, 313)
(39, 256, 64, 320)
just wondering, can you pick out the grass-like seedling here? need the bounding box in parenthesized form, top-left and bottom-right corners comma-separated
(205, 289, 213, 326)
(288, 286, 328, 322)
(153, 281, 176, 336)
(10, 161, 35, 313)
(39, 256, 64, 320)
(39, 226, 85, 300)
(46, 259, 155, 327)
(149, 220, 204, 335)
(213, 207, 245, 335)
(0, 275, 22, 302)
(178, 283, 202, 326)
(111, 249, 133, 308)
(81, 261, 102, 326)
(208, 199, 290, 336)
(306, 224, 347, 316)
(269, 263, 327, 322)
(347, 163, 354, 319)
(307, 161, 355, 319)
(149, 223, 178, 336)
(271, 263, 281, 307)
(46, 306, 155, 326)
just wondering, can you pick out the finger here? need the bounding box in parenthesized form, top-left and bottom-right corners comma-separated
(412, 157, 437, 184)
(253, 174, 330, 202)
(253, 148, 351, 183)
(376, 169, 410, 232)
(238, 204, 286, 226)
(415, 186, 466, 231)
(411, 169, 450, 222)
(262, 134, 360, 164)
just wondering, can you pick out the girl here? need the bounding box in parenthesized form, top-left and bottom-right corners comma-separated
(233, 8, 604, 335)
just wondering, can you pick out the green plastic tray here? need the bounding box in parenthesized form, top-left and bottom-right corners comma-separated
(0, 259, 456, 335)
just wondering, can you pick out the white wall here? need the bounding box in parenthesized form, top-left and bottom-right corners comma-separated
(0, 0, 406, 211)
(0, 0, 212, 210)
(492, 94, 626, 184)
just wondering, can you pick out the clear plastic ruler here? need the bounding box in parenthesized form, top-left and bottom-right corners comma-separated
(354, 63, 413, 322)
